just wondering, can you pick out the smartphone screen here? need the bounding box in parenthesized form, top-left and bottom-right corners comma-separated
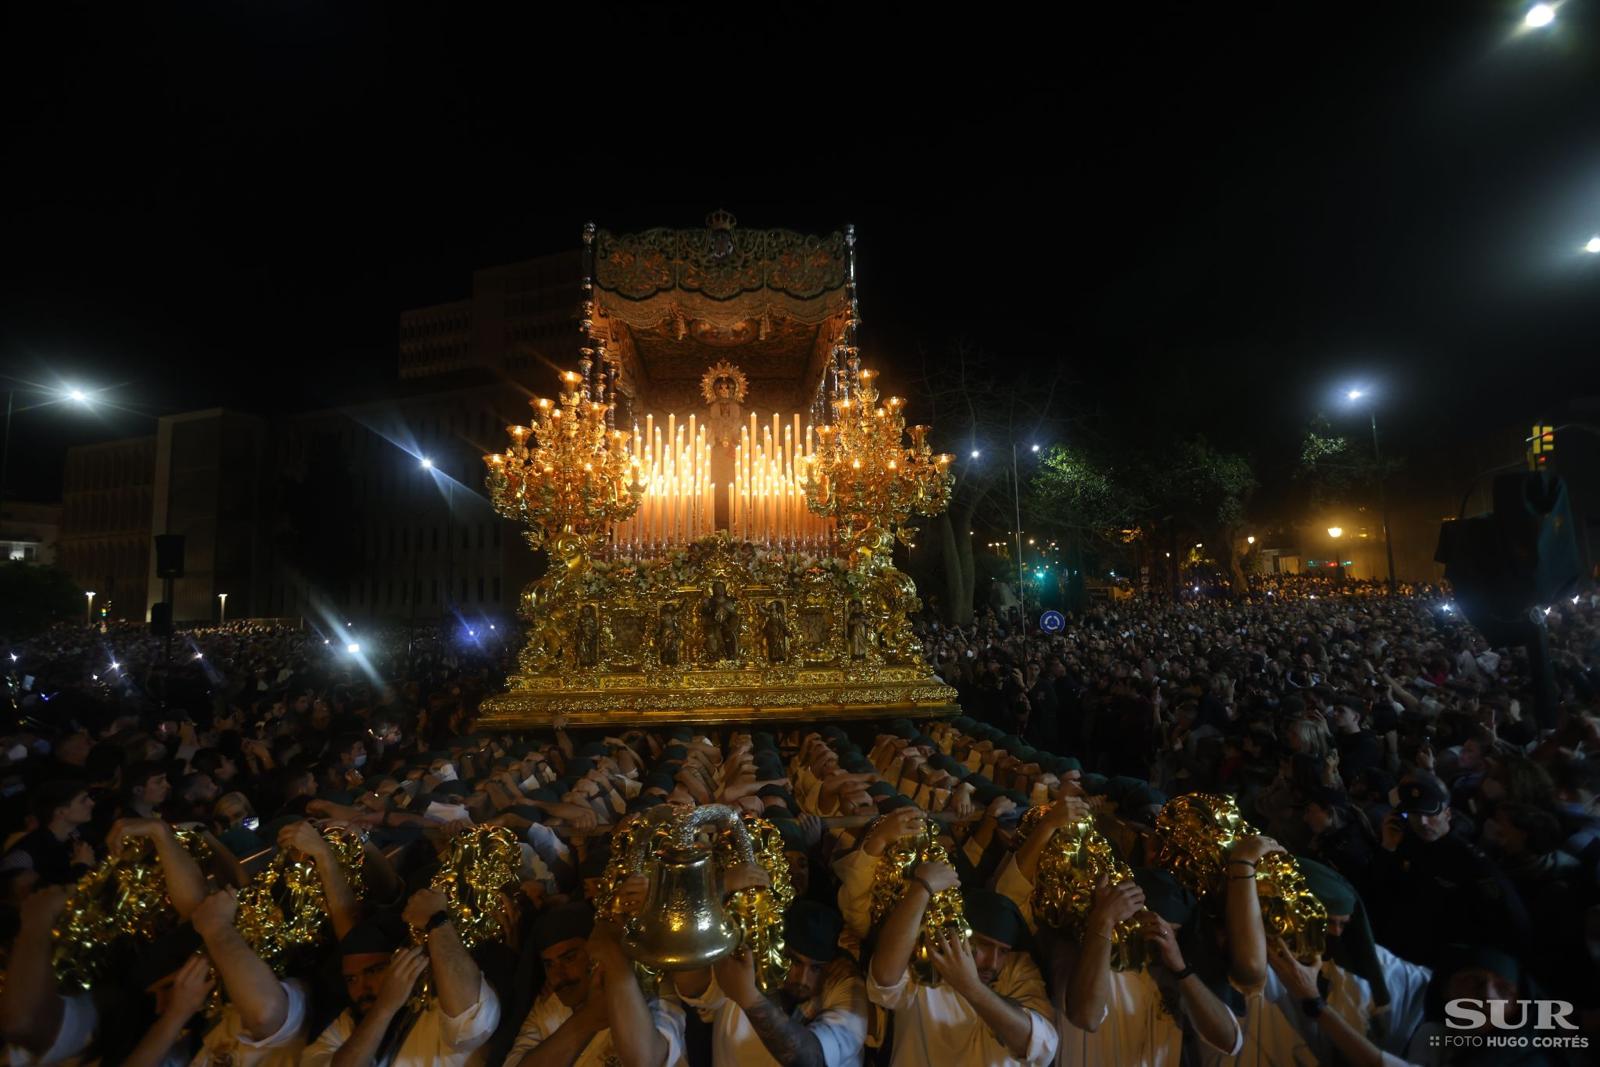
(243, 816, 260, 831)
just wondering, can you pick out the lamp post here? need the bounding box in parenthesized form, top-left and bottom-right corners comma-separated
(411, 457, 431, 672)
(84, 591, 95, 627)
(217, 592, 228, 624)
(1004, 442, 1047, 622)
(1344, 389, 1397, 595)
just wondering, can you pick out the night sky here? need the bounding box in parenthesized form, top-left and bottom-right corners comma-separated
(4, 2, 1599, 504)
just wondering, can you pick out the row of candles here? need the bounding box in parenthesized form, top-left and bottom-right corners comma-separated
(608, 411, 834, 551)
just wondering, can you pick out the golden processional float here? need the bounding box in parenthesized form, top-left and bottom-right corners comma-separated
(478, 213, 959, 728)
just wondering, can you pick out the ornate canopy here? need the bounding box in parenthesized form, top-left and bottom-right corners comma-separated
(586, 212, 855, 415)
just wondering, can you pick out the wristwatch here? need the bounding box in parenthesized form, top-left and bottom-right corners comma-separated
(423, 910, 452, 934)
(1301, 995, 1326, 1019)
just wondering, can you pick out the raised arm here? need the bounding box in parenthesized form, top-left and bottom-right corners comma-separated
(1223, 834, 1281, 989)
(0, 887, 68, 1054)
(1066, 878, 1144, 1031)
(714, 946, 824, 1067)
(868, 859, 955, 989)
(1142, 911, 1241, 1054)
(512, 973, 607, 1066)
(191, 889, 289, 1040)
(926, 930, 1035, 1059)
(122, 956, 215, 1067)
(1014, 796, 1089, 884)
(403, 888, 481, 1019)
(279, 821, 361, 938)
(109, 818, 209, 920)
(330, 947, 427, 1067)
(589, 920, 668, 1067)
(1269, 938, 1392, 1067)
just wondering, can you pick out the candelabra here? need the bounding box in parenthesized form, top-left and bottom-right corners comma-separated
(484, 370, 646, 552)
(802, 366, 953, 569)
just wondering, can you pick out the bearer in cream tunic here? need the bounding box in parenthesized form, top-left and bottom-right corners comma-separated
(505, 903, 687, 1067)
(866, 860, 1057, 1067)
(994, 797, 1244, 1067)
(673, 900, 867, 1067)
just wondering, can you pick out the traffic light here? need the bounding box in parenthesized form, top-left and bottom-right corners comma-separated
(1528, 423, 1555, 469)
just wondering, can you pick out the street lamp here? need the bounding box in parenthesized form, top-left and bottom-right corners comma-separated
(217, 592, 228, 624)
(1328, 526, 1343, 539)
(1342, 387, 1398, 595)
(1246, 535, 1256, 545)
(84, 591, 95, 626)
(1, 383, 99, 531)
(1524, 3, 1555, 28)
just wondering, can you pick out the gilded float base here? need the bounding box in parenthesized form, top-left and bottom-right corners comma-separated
(478, 670, 957, 729)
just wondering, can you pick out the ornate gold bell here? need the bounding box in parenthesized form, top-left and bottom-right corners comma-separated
(622, 844, 741, 970)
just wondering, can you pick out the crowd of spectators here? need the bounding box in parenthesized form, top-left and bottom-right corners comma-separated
(0, 577, 1594, 1065)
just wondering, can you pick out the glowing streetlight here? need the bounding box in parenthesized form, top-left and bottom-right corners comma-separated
(3, 383, 101, 535)
(1246, 535, 1256, 545)
(1328, 526, 1344, 539)
(217, 592, 228, 624)
(1341, 386, 1397, 595)
(1586, 236, 1600, 254)
(84, 591, 95, 626)
(1525, 3, 1555, 28)
(1030, 443, 1040, 453)
(969, 449, 980, 459)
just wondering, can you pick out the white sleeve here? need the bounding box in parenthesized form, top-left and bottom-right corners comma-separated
(505, 998, 559, 1060)
(672, 972, 729, 1014)
(998, 955, 1058, 1066)
(298, 1012, 353, 1067)
(7, 993, 97, 1066)
(525, 821, 572, 866)
(235, 979, 309, 1049)
(437, 974, 500, 1052)
(1376, 945, 1433, 1055)
(864, 966, 917, 1012)
(648, 995, 688, 1067)
(809, 970, 869, 1067)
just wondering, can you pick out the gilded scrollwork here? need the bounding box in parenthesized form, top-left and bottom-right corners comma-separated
(492, 532, 955, 725)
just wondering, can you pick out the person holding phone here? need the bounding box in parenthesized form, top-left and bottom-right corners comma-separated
(1368, 774, 1531, 971)
(213, 791, 266, 856)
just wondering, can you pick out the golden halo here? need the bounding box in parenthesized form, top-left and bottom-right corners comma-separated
(699, 359, 749, 405)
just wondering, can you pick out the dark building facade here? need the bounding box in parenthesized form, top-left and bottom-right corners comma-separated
(265, 379, 542, 628)
(59, 436, 157, 620)
(145, 410, 271, 624)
